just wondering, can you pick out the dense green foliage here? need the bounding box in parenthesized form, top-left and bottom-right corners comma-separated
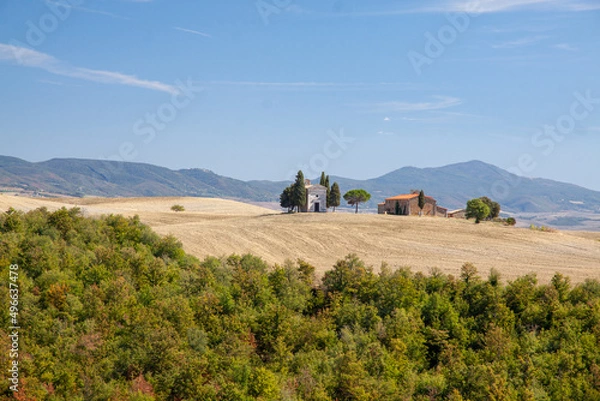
(279, 186, 293, 212)
(466, 199, 491, 223)
(479, 197, 501, 220)
(280, 171, 307, 213)
(343, 189, 371, 214)
(2, 208, 600, 400)
(465, 197, 501, 223)
(170, 205, 185, 212)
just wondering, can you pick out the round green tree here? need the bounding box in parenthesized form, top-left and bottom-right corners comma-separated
(466, 198, 491, 223)
(479, 196, 501, 219)
(343, 189, 371, 214)
(279, 185, 294, 212)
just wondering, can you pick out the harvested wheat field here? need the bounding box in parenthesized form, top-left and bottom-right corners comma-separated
(1, 195, 599, 283)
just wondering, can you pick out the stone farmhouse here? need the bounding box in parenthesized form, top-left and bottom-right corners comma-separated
(448, 209, 466, 219)
(301, 180, 327, 213)
(378, 192, 447, 217)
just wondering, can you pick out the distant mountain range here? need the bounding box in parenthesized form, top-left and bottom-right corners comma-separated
(0, 156, 272, 200)
(2, 156, 600, 214)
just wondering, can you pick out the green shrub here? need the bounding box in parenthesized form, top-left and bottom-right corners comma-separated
(529, 224, 556, 232)
(0, 207, 24, 233)
(171, 204, 185, 212)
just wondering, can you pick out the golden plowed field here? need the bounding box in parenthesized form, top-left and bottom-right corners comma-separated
(2, 195, 599, 283)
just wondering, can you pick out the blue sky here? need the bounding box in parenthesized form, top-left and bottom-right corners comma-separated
(1, 0, 599, 190)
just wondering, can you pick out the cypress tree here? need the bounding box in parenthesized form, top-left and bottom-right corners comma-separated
(329, 182, 341, 212)
(418, 190, 425, 216)
(293, 171, 307, 212)
(319, 171, 327, 186)
(325, 175, 331, 209)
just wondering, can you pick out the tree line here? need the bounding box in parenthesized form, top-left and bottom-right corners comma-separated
(1, 207, 599, 400)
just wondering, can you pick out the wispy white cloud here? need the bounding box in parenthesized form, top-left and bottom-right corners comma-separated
(0, 43, 178, 94)
(435, 111, 487, 119)
(392, 110, 487, 123)
(440, 0, 600, 13)
(173, 27, 212, 38)
(0, 45, 55, 67)
(480, 24, 556, 33)
(492, 35, 550, 48)
(450, 0, 556, 13)
(553, 43, 578, 51)
(38, 79, 65, 86)
(445, 53, 551, 63)
(74, 6, 130, 19)
(298, 0, 600, 16)
(44, 0, 130, 20)
(562, 1, 600, 11)
(368, 96, 462, 113)
(38, 79, 83, 87)
(203, 81, 420, 91)
(383, 117, 391, 121)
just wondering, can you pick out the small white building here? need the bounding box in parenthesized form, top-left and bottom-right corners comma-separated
(301, 180, 327, 213)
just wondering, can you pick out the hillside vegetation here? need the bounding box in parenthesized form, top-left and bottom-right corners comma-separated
(3, 208, 600, 400)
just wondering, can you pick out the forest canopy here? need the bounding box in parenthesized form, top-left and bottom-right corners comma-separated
(1, 207, 600, 400)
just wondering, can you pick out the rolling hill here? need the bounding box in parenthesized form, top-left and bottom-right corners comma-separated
(2, 156, 600, 215)
(1, 196, 599, 283)
(0, 156, 272, 200)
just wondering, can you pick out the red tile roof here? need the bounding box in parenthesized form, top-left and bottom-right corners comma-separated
(385, 194, 435, 201)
